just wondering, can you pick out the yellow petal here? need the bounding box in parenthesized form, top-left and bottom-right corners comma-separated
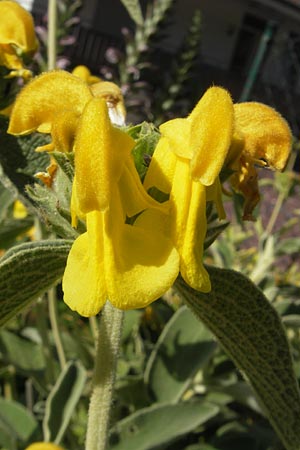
(180, 179, 210, 292)
(159, 118, 193, 159)
(105, 213, 179, 310)
(0, 1, 38, 52)
(63, 211, 107, 317)
(74, 98, 134, 213)
(0, 43, 23, 70)
(25, 443, 64, 450)
(230, 155, 260, 221)
(169, 158, 192, 247)
(234, 102, 292, 171)
(47, 110, 79, 153)
(170, 159, 210, 291)
(119, 158, 167, 218)
(13, 200, 27, 218)
(143, 137, 177, 193)
(206, 178, 226, 220)
(8, 71, 92, 136)
(188, 86, 234, 185)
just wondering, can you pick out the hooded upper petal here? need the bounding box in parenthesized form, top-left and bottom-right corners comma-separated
(73, 97, 134, 213)
(158, 87, 234, 186)
(233, 102, 292, 170)
(8, 71, 93, 136)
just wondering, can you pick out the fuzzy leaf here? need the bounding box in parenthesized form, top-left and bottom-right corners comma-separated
(109, 401, 219, 450)
(175, 268, 300, 450)
(145, 306, 216, 402)
(0, 397, 38, 444)
(43, 360, 86, 443)
(0, 240, 72, 326)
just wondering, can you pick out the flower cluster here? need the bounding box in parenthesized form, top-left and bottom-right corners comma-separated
(8, 70, 292, 316)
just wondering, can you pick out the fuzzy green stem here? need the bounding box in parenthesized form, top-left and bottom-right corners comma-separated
(47, 0, 57, 70)
(85, 302, 124, 450)
(48, 287, 66, 369)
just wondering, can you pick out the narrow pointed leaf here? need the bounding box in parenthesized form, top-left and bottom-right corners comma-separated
(43, 360, 86, 443)
(120, 0, 143, 25)
(0, 240, 72, 326)
(175, 268, 300, 450)
(145, 306, 216, 402)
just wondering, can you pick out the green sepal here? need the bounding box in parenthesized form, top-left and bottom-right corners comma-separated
(128, 122, 160, 181)
(0, 239, 72, 326)
(175, 268, 300, 450)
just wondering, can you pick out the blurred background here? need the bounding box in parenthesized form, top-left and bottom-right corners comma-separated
(18, 0, 300, 138)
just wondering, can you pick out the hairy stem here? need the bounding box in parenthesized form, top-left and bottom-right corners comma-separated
(85, 302, 124, 450)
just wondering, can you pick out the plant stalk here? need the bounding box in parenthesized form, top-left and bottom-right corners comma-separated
(47, 0, 57, 70)
(48, 287, 67, 369)
(85, 302, 124, 450)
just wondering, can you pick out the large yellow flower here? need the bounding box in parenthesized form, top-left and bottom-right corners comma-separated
(0, 0, 38, 76)
(63, 98, 179, 316)
(144, 87, 234, 292)
(8, 71, 179, 316)
(144, 87, 292, 290)
(8, 70, 126, 147)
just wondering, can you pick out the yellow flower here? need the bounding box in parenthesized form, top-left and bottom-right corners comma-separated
(227, 102, 292, 220)
(0, 0, 38, 77)
(8, 70, 179, 316)
(144, 87, 234, 292)
(63, 98, 179, 316)
(72, 64, 102, 84)
(72, 65, 126, 126)
(8, 71, 126, 147)
(25, 443, 64, 450)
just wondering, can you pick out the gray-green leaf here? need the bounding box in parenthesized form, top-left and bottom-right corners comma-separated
(109, 401, 219, 450)
(0, 240, 72, 326)
(175, 268, 300, 450)
(145, 306, 216, 403)
(43, 360, 86, 443)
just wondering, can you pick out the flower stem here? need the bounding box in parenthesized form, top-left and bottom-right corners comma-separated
(47, 0, 57, 70)
(48, 287, 66, 369)
(85, 302, 124, 450)
(35, 298, 56, 384)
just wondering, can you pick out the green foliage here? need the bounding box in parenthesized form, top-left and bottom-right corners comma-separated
(0, 2, 299, 449)
(145, 306, 216, 403)
(120, 0, 144, 26)
(0, 116, 50, 197)
(0, 398, 38, 449)
(0, 240, 71, 326)
(109, 401, 219, 450)
(43, 361, 86, 443)
(176, 268, 300, 450)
